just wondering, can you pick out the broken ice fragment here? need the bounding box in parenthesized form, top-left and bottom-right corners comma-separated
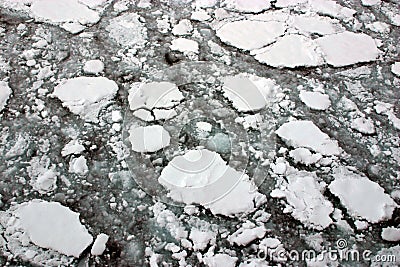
(203, 253, 238, 267)
(391, 62, 400, 76)
(381, 227, 400, 242)
(227, 223, 266, 246)
(351, 117, 375, 134)
(69, 156, 89, 175)
(158, 149, 264, 216)
(223, 0, 272, 13)
(328, 167, 398, 223)
(299, 90, 331, 110)
(289, 148, 322, 166)
(275, 120, 340, 155)
(83, 60, 104, 75)
(52, 77, 118, 122)
(14, 200, 93, 257)
(0, 81, 12, 112)
(271, 171, 334, 230)
(172, 19, 193, 36)
(170, 38, 199, 54)
(128, 125, 171, 153)
(61, 139, 85, 157)
(91, 233, 109, 255)
(254, 35, 323, 68)
(216, 20, 286, 51)
(316, 32, 380, 67)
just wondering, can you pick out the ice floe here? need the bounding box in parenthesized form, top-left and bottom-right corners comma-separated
(223, 0, 272, 13)
(271, 171, 333, 230)
(28, 156, 58, 194)
(221, 73, 278, 112)
(83, 60, 104, 75)
(328, 167, 398, 223)
(0, 200, 93, 261)
(91, 233, 109, 255)
(61, 139, 85, 157)
(69, 155, 89, 175)
(0, 81, 11, 112)
(228, 222, 266, 246)
(289, 148, 322, 165)
(52, 77, 118, 122)
(391, 62, 400, 76)
(351, 117, 375, 134)
(128, 81, 183, 121)
(203, 253, 238, 267)
(276, 120, 340, 155)
(381, 227, 400, 242)
(158, 149, 265, 216)
(170, 38, 199, 54)
(128, 125, 171, 153)
(172, 19, 193, 36)
(299, 90, 331, 110)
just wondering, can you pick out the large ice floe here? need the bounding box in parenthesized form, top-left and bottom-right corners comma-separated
(328, 167, 398, 223)
(214, 1, 380, 68)
(128, 125, 171, 153)
(128, 81, 184, 121)
(0, 200, 92, 266)
(52, 77, 118, 122)
(158, 149, 265, 216)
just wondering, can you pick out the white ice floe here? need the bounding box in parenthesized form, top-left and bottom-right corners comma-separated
(235, 114, 263, 129)
(228, 222, 266, 246)
(271, 171, 333, 230)
(83, 59, 104, 74)
(172, 19, 193, 36)
(289, 148, 322, 166)
(1, 200, 93, 259)
(276, 120, 340, 156)
(203, 253, 238, 267)
(216, 20, 286, 51)
(391, 62, 400, 76)
(91, 233, 109, 255)
(61, 139, 85, 157)
(0, 81, 12, 112)
(381, 227, 400, 242)
(254, 35, 323, 68)
(316, 32, 380, 67)
(292, 15, 342, 35)
(351, 117, 375, 134)
(221, 73, 278, 112)
(69, 156, 89, 175)
(299, 90, 331, 110)
(374, 101, 400, 130)
(158, 149, 265, 216)
(170, 38, 199, 54)
(52, 77, 118, 122)
(106, 12, 147, 48)
(223, 0, 272, 13)
(128, 81, 183, 121)
(328, 167, 398, 223)
(361, 0, 381, 6)
(128, 125, 171, 153)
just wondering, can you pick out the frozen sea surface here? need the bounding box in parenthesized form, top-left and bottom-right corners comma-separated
(0, 0, 399, 266)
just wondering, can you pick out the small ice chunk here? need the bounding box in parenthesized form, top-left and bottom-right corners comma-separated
(111, 110, 123, 122)
(14, 200, 93, 257)
(91, 233, 109, 255)
(191, 10, 211, 21)
(189, 229, 215, 250)
(216, 20, 286, 51)
(299, 90, 331, 110)
(328, 167, 398, 223)
(52, 77, 118, 122)
(381, 227, 400, 242)
(254, 35, 323, 68)
(391, 62, 400, 76)
(361, 0, 381, 6)
(196, 121, 212, 132)
(170, 38, 199, 54)
(83, 60, 104, 74)
(128, 125, 171, 153)
(61, 139, 85, 157)
(203, 254, 237, 267)
(351, 117, 375, 134)
(228, 223, 266, 246)
(0, 81, 12, 112)
(271, 171, 334, 230)
(172, 19, 193, 36)
(316, 32, 380, 67)
(206, 133, 231, 154)
(69, 156, 89, 175)
(276, 120, 340, 155)
(222, 73, 278, 112)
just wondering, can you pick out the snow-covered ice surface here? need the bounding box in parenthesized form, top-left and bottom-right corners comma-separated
(0, 0, 400, 266)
